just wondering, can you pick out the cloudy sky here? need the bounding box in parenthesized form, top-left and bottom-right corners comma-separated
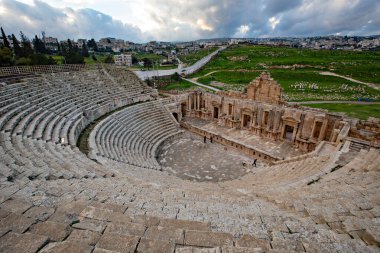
(0, 0, 379, 42)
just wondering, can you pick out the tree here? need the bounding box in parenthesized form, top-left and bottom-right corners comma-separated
(29, 53, 56, 65)
(11, 34, 22, 58)
(91, 53, 97, 62)
(1, 27, 10, 48)
(103, 54, 114, 64)
(81, 41, 89, 57)
(19, 31, 33, 57)
(143, 58, 152, 68)
(0, 47, 13, 66)
(87, 38, 98, 51)
(33, 35, 46, 54)
(132, 55, 138, 64)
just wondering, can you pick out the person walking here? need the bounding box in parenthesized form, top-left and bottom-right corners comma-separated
(204, 135, 207, 143)
(252, 159, 257, 167)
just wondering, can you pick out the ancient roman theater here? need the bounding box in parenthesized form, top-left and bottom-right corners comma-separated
(0, 65, 379, 253)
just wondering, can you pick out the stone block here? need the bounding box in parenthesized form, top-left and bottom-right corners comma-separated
(67, 229, 101, 246)
(184, 230, 233, 248)
(0, 232, 49, 253)
(105, 222, 146, 237)
(96, 233, 140, 253)
(73, 218, 107, 233)
(136, 238, 175, 253)
(80, 206, 113, 221)
(235, 234, 270, 251)
(0, 198, 33, 214)
(23, 206, 55, 221)
(144, 225, 184, 244)
(40, 241, 93, 253)
(30, 221, 72, 241)
(0, 212, 35, 233)
(159, 218, 211, 231)
(132, 215, 160, 227)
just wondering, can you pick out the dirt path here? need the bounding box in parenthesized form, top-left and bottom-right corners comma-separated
(319, 71, 380, 91)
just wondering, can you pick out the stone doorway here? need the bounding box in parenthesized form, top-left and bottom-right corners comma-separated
(313, 121, 323, 139)
(242, 114, 251, 128)
(213, 107, 219, 119)
(284, 125, 294, 141)
(181, 103, 187, 116)
(172, 112, 179, 122)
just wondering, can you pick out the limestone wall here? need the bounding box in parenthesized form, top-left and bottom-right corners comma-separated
(183, 91, 351, 151)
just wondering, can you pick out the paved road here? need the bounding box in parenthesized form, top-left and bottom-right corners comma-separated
(134, 47, 226, 80)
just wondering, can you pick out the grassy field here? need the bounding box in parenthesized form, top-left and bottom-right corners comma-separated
(192, 45, 380, 101)
(305, 103, 380, 120)
(160, 79, 198, 91)
(178, 47, 218, 65)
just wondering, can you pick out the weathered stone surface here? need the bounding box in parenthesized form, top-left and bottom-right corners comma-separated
(144, 225, 184, 244)
(271, 238, 305, 252)
(109, 212, 133, 224)
(48, 210, 80, 225)
(136, 238, 175, 253)
(39, 241, 93, 253)
(23, 206, 55, 221)
(132, 215, 160, 227)
(93, 248, 120, 253)
(73, 218, 107, 232)
(0, 198, 33, 214)
(184, 230, 233, 247)
(30, 221, 72, 241)
(105, 222, 146, 237)
(67, 229, 101, 246)
(159, 218, 211, 231)
(235, 234, 270, 251)
(0, 208, 10, 219)
(175, 246, 221, 253)
(80, 206, 113, 221)
(0, 212, 35, 233)
(0, 232, 49, 253)
(96, 233, 140, 253)
(90, 202, 127, 213)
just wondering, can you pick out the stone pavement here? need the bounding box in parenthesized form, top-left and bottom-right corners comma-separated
(158, 131, 259, 182)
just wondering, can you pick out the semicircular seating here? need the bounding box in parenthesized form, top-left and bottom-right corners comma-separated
(0, 67, 155, 181)
(0, 66, 379, 252)
(89, 100, 182, 170)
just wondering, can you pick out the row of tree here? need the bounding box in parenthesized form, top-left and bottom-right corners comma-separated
(0, 27, 99, 67)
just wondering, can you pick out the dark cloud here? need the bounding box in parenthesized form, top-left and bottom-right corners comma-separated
(0, 0, 148, 41)
(0, 0, 379, 42)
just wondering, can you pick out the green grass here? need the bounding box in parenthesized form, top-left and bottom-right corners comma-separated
(178, 47, 218, 65)
(160, 79, 198, 91)
(193, 45, 380, 84)
(191, 45, 380, 101)
(305, 103, 380, 120)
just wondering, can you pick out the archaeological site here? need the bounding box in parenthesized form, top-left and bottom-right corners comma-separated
(0, 65, 379, 253)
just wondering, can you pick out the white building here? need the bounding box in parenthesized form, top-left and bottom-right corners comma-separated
(114, 54, 132, 66)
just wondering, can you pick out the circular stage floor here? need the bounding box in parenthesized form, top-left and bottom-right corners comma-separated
(158, 131, 262, 182)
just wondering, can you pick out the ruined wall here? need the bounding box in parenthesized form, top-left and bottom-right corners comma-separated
(184, 91, 347, 151)
(246, 72, 284, 105)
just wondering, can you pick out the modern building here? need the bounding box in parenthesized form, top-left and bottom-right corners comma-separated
(114, 54, 132, 66)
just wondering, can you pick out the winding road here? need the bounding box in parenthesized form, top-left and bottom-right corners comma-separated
(134, 46, 226, 80)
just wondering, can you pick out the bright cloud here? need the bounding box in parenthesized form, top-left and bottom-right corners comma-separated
(269, 17, 280, 30)
(1, 0, 379, 42)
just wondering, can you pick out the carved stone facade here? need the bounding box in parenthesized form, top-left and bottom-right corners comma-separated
(175, 90, 380, 152)
(246, 72, 284, 105)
